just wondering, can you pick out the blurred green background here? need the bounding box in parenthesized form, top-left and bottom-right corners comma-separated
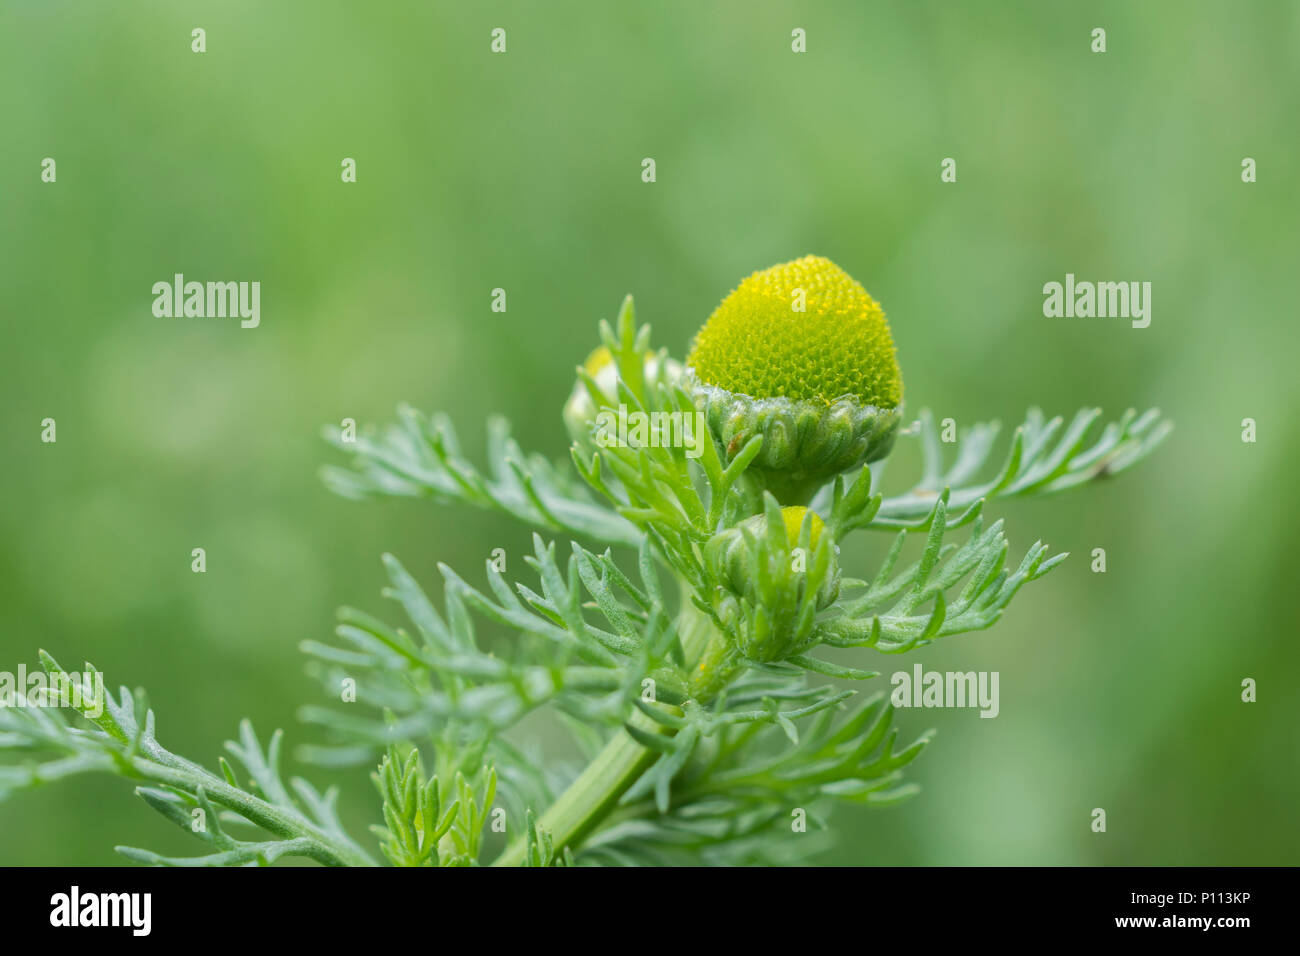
(2, 0, 1297, 865)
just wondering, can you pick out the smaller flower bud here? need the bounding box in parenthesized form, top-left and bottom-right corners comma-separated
(563, 346, 682, 457)
(705, 504, 840, 663)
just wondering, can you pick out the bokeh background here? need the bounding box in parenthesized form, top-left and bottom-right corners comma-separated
(2, 0, 1297, 865)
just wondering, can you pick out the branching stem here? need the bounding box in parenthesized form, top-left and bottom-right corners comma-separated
(492, 589, 722, 865)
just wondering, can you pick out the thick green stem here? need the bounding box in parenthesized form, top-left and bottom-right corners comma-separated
(491, 709, 661, 866)
(491, 591, 723, 866)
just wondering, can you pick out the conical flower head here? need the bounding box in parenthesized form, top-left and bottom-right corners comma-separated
(688, 255, 901, 408)
(687, 256, 904, 503)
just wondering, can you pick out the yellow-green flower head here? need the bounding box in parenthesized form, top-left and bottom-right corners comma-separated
(688, 255, 901, 407)
(686, 256, 904, 503)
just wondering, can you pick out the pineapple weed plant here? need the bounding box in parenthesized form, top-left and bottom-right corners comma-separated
(0, 257, 1169, 867)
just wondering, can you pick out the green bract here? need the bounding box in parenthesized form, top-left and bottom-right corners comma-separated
(689, 383, 903, 505)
